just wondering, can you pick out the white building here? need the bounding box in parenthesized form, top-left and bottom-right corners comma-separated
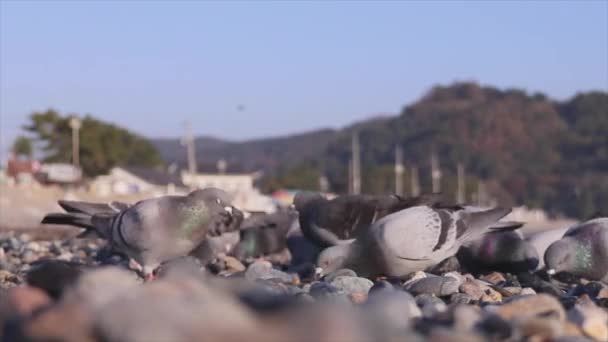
(91, 167, 187, 197)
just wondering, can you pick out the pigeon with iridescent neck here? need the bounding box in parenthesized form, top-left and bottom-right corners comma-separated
(42, 188, 244, 280)
(544, 218, 608, 282)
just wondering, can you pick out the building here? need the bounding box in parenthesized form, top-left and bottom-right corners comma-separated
(182, 171, 277, 212)
(91, 166, 187, 197)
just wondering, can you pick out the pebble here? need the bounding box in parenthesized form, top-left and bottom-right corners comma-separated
(490, 294, 566, 321)
(323, 268, 357, 282)
(244, 261, 296, 284)
(363, 289, 421, 331)
(329, 276, 373, 295)
(416, 294, 447, 318)
(481, 272, 506, 285)
(568, 297, 608, 342)
(404, 274, 461, 296)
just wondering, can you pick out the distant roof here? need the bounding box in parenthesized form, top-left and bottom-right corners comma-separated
(120, 166, 185, 187)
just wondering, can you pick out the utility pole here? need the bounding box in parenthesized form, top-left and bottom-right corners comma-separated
(351, 131, 361, 195)
(69, 116, 81, 167)
(182, 121, 197, 174)
(394, 145, 404, 196)
(457, 163, 465, 204)
(410, 165, 420, 197)
(430, 150, 441, 193)
(476, 180, 486, 206)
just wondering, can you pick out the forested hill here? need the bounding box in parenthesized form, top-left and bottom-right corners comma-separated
(151, 82, 608, 218)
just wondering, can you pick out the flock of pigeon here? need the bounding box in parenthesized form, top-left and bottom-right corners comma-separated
(41, 187, 608, 283)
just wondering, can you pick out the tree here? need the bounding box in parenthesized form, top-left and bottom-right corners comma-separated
(24, 109, 163, 176)
(12, 136, 32, 159)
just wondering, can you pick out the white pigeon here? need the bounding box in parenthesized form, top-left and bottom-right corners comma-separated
(317, 205, 516, 279)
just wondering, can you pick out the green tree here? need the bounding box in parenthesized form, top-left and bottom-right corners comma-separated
(12, 136, 32, 158)
(24, 109, 163, 176)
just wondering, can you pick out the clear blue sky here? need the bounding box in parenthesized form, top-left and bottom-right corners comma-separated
(1, 1, 607, 160)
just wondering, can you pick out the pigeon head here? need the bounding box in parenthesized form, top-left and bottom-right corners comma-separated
(544, 238, 589, 276)
(188, 188, 244, 236)
(317, 245, 350, 275)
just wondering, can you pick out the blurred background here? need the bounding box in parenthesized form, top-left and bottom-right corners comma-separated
(0, 1, 606, 230)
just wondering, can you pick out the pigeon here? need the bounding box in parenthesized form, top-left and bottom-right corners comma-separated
(525, 226, 569, 269)
(457, 230, 539, 274)
(41, 188, 244, 279)
(316, 205, 517, 279)
(294, 192, 445, 248)
(231, 208, 299, 260)
(544, 218, 608, 282)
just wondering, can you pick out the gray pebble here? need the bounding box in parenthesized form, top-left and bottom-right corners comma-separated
(329, 276, 373, 295)
(323, 268, 357, 282)
(405, 275, 461, 296)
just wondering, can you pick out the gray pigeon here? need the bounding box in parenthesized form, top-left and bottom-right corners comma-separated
(231, 208, 299, 259)
(294, 192, 445, 248)
(544, 218, 608, 282)
(525, 226, 569, 269)
(41, 188, 244, 279)
(316, 205, 516, 279)
(457, 230, 538, 274)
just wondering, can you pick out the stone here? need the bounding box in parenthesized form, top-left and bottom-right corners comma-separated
(568, 297, 608, 342)
(0, 269, 18, 283)
(514, 317, 564, 341)
(7, 286, 51, 316)
(26, 260, 85, 299)
(349, 292, 368, 304)
(96, 277, 267, 342)
(25, 241, 43, 253)
(459, 279, 485, 300)
(450, 293, 475, 305)
(480, 287, 503, 303)
(416, 294, 447, 318)
(63, 267, 140, 311)
(428, 327, 485, 342)
(490, 294, 566, 321)
(323, 268, 357, 283)
(309, 282, 348, 301)
(404, 274, 461, 296)
(363, 289, 421, 332)
(220, 254, 246, 272)
(450, 304, 482, 331)
(245, 261, 296, 284)
(598, 286, 608, 300)
(368, 280, 395, 296)
(520, 287, 537, 296)
(481, 272, 506, 285)
(329, 276, 373, 295)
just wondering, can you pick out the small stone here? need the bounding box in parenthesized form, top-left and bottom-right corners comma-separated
(451, 304, 482, 331)
(220, 255, 246, 272)
(57, 252, 74, 261)
(598, 287, 608, 300)
(429, 327, 485, 342)
(309, 282, 346, 299)
(323, 268, 357, 282)
(426, 256, 461, 275)
(329, 276, 373, 296)
(568, 298, 608, 342)
(363, 289, 421, 332)
(520, 287, 537, 296)
(404, 274, 461, 296)
(349, 292, 367, 304)
(450, 293, 475, 305)
(490, 294, 566, 321)
(481, 272, 506, 285)
(22, 251, 38, 264)
(416, 294, 447, 318)
(8, 286, 51, 316)
(245, 261, 296, 284)
(368, 280, 395, 296)
(515, 317, 564, 341)
(0, 269, 18, 283)
(25, 241, 43, 253)
(459, 280, 486, 300)
(502, 286, 522, 295)
(480, 287, 503, 303)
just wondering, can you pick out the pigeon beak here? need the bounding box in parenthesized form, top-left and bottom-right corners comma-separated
(224, 206, 233, 215)
(315, 267, 324, 277)
(546, 269, 556, 275)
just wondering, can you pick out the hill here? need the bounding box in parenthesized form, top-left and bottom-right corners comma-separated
(151, 82, 608, 218)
